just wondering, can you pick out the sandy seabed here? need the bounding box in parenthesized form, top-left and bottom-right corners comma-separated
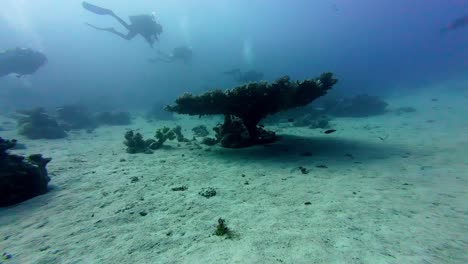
(1, 88, 467, 264)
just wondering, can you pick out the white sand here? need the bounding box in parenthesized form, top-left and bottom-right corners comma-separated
(1, 89, 467, 264)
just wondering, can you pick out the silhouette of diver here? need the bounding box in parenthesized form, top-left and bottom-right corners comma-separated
(149, 46, 193, 64)
(223, 69, 264, 83)
(440, 15, 468, 33)
(82, 1, 163, 48)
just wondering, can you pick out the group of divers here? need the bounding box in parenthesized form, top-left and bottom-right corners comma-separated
(0, 2, 467, 79)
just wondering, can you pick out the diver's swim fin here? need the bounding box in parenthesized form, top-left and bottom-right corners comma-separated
(82, 1, 113, 15)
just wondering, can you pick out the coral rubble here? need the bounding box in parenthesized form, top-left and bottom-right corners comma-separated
(124, 130, 158, 154)
(124, 126, 180, 154)
(154, 126, 177, 147)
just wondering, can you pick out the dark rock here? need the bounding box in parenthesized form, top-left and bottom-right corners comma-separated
(299, 166, 309, 174)
(130, 176, 139, 183)
(199, 187, 216, 198)
(0, 137, 51, 207)
(171, 186, 188, 191)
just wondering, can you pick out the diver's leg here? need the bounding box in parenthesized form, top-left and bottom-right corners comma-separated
(85, 23, 137, 40)
(110, 14, 132, 31)
(82, 2, 132, 31)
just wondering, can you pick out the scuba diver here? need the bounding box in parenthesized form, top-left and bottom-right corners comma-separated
(0, 48, 48, 78)
(223, 69, 264, 83)
(440, 15, 468, 33)
(82, 1, 163, 48)
(148, 46, 193, 64)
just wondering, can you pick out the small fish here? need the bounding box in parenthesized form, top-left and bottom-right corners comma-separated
(324, 129, 336, 134)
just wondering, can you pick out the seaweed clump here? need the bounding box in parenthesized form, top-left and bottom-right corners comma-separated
(124, 130, 158, 154)
(16, 107, 67, 139)
(155, 126, 177, 146)
(166, 73, 337, 148)
(0, 137, 52, 206)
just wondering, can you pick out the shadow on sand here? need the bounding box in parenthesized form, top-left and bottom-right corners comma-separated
(206, 134, 410, 165)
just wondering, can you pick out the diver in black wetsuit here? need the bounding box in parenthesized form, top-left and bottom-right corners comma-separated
(82, 1, 163, 48)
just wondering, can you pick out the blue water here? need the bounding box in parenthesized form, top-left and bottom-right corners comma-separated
(0, 0, 467, 109)
(0, 1, 467, 263)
